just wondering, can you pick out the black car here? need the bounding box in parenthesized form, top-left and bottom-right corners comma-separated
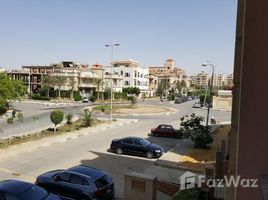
(110, 136, 164, 159)
(36, 165, 114, 200)
(0, 180, 60, 200)
(151, 124, 182, 138)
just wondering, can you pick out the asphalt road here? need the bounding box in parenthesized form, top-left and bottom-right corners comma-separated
(0, 100, 231, 199)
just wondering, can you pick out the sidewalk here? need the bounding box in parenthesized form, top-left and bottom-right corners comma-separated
(155, 140, 201, 172)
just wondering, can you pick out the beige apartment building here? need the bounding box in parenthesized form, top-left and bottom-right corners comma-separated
(149, 58, 188, 96)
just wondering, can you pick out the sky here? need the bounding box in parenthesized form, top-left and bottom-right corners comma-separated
(0, 0, 237, 75)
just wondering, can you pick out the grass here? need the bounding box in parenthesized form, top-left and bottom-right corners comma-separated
(0, 118, 103, 149)
(179, 125, 230, 172)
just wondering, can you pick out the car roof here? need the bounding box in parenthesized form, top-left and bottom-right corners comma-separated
(122, 136, 144, 140)
(67, 165, 106, 180)
(158, 124, 172, 126)
(0, 180, 32, 195)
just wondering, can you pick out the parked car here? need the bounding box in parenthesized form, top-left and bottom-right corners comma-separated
(192, 102, 202, 108)
(0, 180, 60, 200)
(36, 165, 114, 200)
(82, 97, 89, 103)
(161, 96, 168, 102)
(110, 136, 164, 159)
(174, 98, 183, 104)
(151, 124, 183, 138)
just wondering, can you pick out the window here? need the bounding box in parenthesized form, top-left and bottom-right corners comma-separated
(95, 175, 111, 188)
(122, 139, 133, 145)
(125, 81, 130, 86)
(69, 174, 89, 186)
(133, 140, 142, 146)
(121, 71, 123, 75)
(56, 172, 71, 182)
(125, 72, 130, 77)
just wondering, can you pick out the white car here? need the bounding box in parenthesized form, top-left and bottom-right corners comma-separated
(82, 97, 89, 103)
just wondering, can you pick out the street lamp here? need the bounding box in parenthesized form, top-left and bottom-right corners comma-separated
(105, 43, 120, 121)
(202, 61, 215, 126)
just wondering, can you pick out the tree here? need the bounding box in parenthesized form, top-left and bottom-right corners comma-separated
(32, 116, 39, 131)
(123, 87, 140, 96)
(68, 77, 76, 100)
(82, 109, 93, 127)
(16, 112, 24, 123)
(179, 113, 213, 149)
(176, 80, 187, 95)
(94, 78, 103, 100)
(41, 75, 54, 97)
(50, 110, 64, 132)
(53, 75, 67, 99)
(0, 73, 26, 114)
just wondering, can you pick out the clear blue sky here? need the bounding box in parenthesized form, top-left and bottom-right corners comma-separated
(0, 0, 237, 75)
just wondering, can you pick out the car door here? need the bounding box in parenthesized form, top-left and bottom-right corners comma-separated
(67, 174, 92, 199)
(132, 139, 146, 155)
(159, 125, 168, 136)
(166, 125, 174, 137)
(121, 139, 134, 154)
(50, 172, 74, 198)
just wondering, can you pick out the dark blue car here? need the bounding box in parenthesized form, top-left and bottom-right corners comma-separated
(35, 165, 114, 200)
(110, 136, 164, 159)
(0, 180, 60, 200)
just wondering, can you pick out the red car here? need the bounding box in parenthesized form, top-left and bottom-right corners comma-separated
(151, 124, 183, 138)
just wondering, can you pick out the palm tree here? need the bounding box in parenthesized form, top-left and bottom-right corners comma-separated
(68, 77, 76, 100)
(53, 75, 67, 99)
(41, 75, 54, 97)
(94, 78, 103, 100)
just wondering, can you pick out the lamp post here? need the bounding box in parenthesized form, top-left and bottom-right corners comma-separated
(105, 43, 120, 121)
(202, 61, 215, 126)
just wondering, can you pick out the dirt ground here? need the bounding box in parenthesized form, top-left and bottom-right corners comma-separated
(113, 105, 172, 114)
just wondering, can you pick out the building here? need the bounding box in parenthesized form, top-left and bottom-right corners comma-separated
(149, 58, 187, 96)
(226, 1, 268, 199)
(103, 59, 149, 96)
(8, 65, 55, 94)
(225, 73, 233, 87)
(190, 71, 209, 87)
(213, 74, 225, 87)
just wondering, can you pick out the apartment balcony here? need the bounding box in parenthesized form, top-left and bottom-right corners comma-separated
(79, 83, 96, 88)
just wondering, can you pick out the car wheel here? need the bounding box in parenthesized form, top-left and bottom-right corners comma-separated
(116, 148, 123, 155)
(154, 133, 159, 137)
(146, 152, 153, 159)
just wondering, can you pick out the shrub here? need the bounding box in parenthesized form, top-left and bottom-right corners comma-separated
(89, 95, 97, 102)
(6, 117, 13, 125)
(50, 110, 64, 132)
(73, 91, 82, 101)
(180, 113, 213, 149)
(83, 109, 93, 127)
(16, 112, 24, 122)
(32, 94, 50, 101)
(65, 112, 73, 125)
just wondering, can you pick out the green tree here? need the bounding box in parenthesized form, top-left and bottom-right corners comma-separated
(41, 75, 54, 97)
(82, 109, 93, 127)
(179, 113, 213, 149)
(50, 110, 64, 132)
(123, 87, 140, 96)
(0, 73, 26, 114)
(94, 78, 103, 100)
(53, 75, 67, 99)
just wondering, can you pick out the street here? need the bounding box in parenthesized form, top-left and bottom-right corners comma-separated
(0, 100, 231, 199)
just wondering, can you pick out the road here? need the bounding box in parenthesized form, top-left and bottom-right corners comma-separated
(0, 100, 231, 199)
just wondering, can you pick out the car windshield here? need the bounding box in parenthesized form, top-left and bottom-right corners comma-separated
(140, 139, 150, 146)
(18, 185, 48, 200)
(95, 174, 111, 188)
